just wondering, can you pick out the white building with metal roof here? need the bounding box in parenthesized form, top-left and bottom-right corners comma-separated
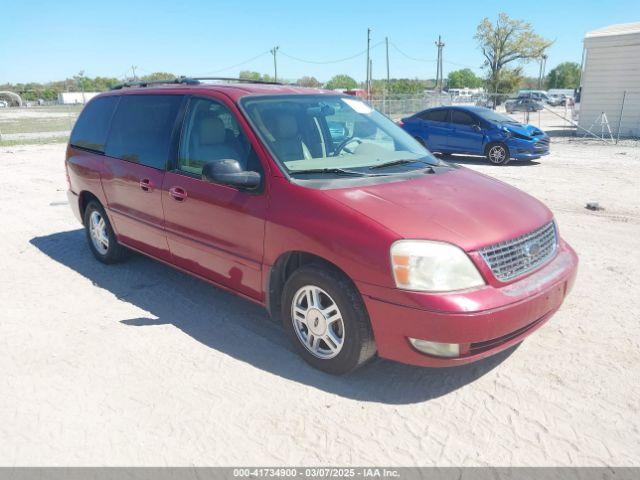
(579, 22, 640, 138)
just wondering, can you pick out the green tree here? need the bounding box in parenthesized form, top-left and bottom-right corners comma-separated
(296, 76, 321, 88)
(446, 69, 483, 89)
(475, 13, 552, 96)
(140, 72, 176, 82)
(546, 62, 580, 89)
(239, 70, 275, 82)
(324, 74, 357, 90)
(239, 70, 262, 81)
(519, 76, 539, 90)
(371, 78, 432, 95)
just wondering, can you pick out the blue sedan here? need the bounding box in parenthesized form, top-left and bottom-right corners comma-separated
(400, 106, 550, 165)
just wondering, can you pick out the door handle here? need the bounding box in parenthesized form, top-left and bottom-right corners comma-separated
(139, 178, 154, 192)
(169, 186, 187, 202)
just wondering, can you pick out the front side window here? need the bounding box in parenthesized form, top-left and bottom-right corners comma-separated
(178, 97, 256, 175)
(70, 96, 118, 153)
(450, 110, 476, 126)
(241, 95, 437, 174)
(105, 94, 182, 169)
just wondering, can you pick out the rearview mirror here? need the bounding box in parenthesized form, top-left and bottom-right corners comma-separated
(202, 159, 261, 190)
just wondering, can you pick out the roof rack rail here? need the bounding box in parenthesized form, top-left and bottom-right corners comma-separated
(110, 76, 199, 90)
(111, 76, 282, 90)
(187, 77, 283, 85)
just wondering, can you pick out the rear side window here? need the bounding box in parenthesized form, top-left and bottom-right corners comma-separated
(105, 95, 182, 169)
(70, 96, 118, 153)
(450, 110, 476, 125)
(418, 109, 449, 123)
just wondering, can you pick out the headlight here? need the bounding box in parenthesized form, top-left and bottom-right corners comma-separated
(391, 240, 485, 292)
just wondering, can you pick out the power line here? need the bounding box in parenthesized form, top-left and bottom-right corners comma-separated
(196, 50, 271, 75)
(390, 42, 437, 63)
(390, 41, 481, 72)
(279, 41, 384, 65)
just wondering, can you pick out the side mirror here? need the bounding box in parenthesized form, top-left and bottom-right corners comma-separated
(472, 124, 482, 132)
(202, 159, 261, 190)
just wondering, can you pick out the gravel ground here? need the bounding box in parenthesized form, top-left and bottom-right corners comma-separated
(0, 141, 639, 466)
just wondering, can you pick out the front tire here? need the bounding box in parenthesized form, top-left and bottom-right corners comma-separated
(281, 264, 376, 375)
(83, 201, 128, 264)
(485, 142, 510, 165)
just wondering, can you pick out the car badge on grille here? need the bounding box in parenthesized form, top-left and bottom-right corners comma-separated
(523, 240, 541, 258)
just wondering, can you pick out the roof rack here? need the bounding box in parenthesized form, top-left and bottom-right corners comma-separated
(189, 77, 283, 85)
(111, 76, 282, 90)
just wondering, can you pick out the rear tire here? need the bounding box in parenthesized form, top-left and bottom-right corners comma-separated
(83, 201, 128, 264)
(485, 142, 510, 165)
(281, 264, 376, 375)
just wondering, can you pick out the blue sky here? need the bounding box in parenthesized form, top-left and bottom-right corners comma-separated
(1, 0, 637, 84)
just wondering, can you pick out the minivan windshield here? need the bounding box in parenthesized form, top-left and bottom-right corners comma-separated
(240, 95, 438, 175)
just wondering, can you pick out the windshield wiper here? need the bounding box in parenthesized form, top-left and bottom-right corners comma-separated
(290, 167, 377, 177)
(369, 159, 435, 171)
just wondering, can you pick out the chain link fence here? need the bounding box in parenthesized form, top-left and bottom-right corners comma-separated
(0, 103, 80, 146)
(370, 90, 640, 146)
(1, 90, 638, 147)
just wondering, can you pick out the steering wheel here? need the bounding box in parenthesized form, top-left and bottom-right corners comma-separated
(334, 136, 363, 156)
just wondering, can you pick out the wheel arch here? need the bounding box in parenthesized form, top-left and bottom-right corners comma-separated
(266, 251, 354, 322)
(78, 191, 102, 224)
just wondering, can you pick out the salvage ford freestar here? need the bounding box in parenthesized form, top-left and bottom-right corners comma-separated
(65, 78, 578, 374)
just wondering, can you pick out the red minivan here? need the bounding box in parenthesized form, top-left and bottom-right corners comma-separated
(65, 78, 578, 374)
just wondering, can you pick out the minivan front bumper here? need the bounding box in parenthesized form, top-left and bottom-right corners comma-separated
(356, 241, 578, 367)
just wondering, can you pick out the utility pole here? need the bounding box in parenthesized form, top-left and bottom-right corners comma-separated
(385, 36, 390, 115)
(434, 36, 445, 91)
(270, 46, 279, 82)
(366, 27, 371, 99)
(131, 65, 138, 81)
(541, 54, 547, 88)
(538, 57, 543, 89)
(77, 70, 86, 104)
(369, 59, 373, 97)
(385, 37, 390, 86)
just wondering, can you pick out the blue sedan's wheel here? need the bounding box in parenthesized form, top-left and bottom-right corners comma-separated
(486, 142, 510, 165)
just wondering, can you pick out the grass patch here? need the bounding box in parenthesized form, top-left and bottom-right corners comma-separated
(0, 136, 69, 147)
(0, 105, 81, 135)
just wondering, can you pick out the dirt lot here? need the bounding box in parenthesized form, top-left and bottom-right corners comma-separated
(1, 140, 639, 466)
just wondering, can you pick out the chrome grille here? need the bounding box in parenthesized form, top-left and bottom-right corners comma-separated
(480, 222, 557, 282)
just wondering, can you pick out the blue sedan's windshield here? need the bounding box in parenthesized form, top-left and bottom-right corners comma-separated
(240, 95, 439, 174)
(474, 108, 520, 124)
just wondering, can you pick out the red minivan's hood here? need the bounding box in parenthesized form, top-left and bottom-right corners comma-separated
(322, 167, 553, 252)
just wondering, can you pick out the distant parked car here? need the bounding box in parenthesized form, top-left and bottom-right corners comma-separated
(0, 100, 8, 108)
(400, 105, 550, 165)
(547, 94, 566, 107)
(517, 90, 550, 103)
(505, 97, 544, 114)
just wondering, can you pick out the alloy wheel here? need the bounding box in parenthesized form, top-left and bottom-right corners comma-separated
(89, 210, 109, 255)
(291, 285, 345, 359)
(489, 145, 507, 164)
